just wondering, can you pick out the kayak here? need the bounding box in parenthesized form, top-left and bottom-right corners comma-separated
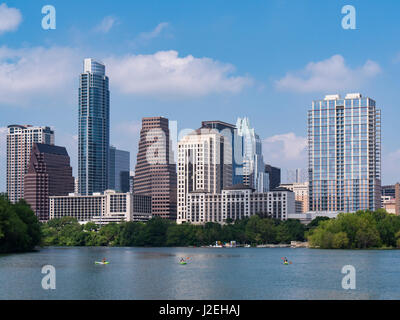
(283, 262, 289, 265)
(95, 261, 109, 265)
(179, 262, 187, 265)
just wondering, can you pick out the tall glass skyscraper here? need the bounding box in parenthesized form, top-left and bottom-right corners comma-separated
(236, 117, 269, 192)
(308, 93, 381, 212)
(78, 58, 110, 195)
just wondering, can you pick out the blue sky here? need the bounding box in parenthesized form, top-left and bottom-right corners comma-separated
(1, 0, 400, 191)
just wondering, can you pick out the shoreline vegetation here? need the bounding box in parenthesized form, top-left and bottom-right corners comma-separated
(1, 192, 400, 252)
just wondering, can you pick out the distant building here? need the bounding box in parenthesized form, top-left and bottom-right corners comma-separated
(74, 178, 79, 194)
(129, 171, 135, 193)
(78, 58, 110, 195)
(235, 117, 269, 192)
(201, 120, 237, 184)
(108, 146, 130, 192)
(7, 125, 55, 203)
(186, 184, 295, 224)
(24, 143, 74, 222)
(382, 196, 396, 214)
(382, 185, 396, 199)
(49, 190, 151, 224)
(287, 168, 308, 184)
(133, 117, 177, 220)
(265, 164, 281, 190)
(279, 182, 309, 213)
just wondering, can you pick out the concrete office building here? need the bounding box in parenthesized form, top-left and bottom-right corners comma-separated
(133, 117, 177, 219)
(108, 146, 130, 192)
(78, 58, 110, 195)
(308, 93, 381, 213)
(24, 143, 74, 222)
(50, 190, 151, 224)
(177, 128, 232, 223)
(7, 125, 54, 203)
(186, 184, 295, 224)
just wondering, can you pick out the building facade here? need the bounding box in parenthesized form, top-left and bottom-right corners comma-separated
(24, 143, 74, 221)
(78, 58, 110, 195)
(133, 117, 177, 219)
(108, 146, 130, 192)
(177, 129, 232, 223)
(265, 164, 281, 190)
(279, 182, 309, 213)
(186, 184, 295, 224)
(308, 93, 381, 212)
(50, 190, 151, 224)
(7, 125, 54, 203)
(235, 117, 269, 193)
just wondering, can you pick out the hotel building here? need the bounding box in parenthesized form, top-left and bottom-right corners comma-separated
(49, 190, 151, 224)
(186, 184, 295, 224)
(177, 128, 232, 223)
(7, 125, 54, 203)
(308, 93, 381, 213)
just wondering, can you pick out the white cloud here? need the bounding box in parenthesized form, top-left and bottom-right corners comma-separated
(137, 22, 169, 41)
(262, 132, 307, 177)
(275, 55, 381, 93)
(105, 50, 253, 98)
(0, 46, 80, 105)
(95, 16, 118, 33)
(0, 3, 22, 35)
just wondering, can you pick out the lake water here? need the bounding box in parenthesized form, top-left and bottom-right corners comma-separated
(0, 246, 399, 300)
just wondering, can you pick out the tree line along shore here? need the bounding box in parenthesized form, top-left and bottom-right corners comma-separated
(1, 194, 400, 253)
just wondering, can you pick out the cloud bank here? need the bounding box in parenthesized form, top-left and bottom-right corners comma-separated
(106, 50, 253, 98)
(275, 55, 381, 93)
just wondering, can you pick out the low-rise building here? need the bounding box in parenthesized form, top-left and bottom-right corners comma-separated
(49, 190, 151, 224)
(186, 184, 295, 224)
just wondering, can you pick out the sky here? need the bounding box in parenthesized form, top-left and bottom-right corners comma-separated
(0, 0, 400, 191)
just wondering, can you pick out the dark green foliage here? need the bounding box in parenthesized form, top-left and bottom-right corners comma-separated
(308, 210, 400, 249)
(41, 214, 307, 247)
(0, 196, 42, 253)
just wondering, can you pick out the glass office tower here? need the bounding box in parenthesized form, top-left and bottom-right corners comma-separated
(108, 146, 130, 193)
(308, 93, 381, 212)
(78, 58, 110, 195)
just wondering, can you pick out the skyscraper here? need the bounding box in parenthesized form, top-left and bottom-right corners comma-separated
(24, 143, 74, 221)
(108, 146, 130, 193)
(133, 117, 177, 219)
(308, 93, 381, 212)
(177, 128, 232, 223)
(200, 120, 237, 184)
(7, 125, 54, 203)
(236, 117, 269, 192)
(265, 164, 281, 190)
(78, 58, 110, 195)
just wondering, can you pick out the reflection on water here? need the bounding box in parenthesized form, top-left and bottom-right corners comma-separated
(1, 247, 400, 300)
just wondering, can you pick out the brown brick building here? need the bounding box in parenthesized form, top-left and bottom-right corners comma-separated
(24, 143, 74, 221)
(133, 117, 177, 220)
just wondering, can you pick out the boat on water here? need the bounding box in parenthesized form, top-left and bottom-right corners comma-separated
(95, 261, 109, 265)
(179, 262, 187, 265)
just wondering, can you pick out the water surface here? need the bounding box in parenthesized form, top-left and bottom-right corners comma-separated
(0, 247, 399, 299)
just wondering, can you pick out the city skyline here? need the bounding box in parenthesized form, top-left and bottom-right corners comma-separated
(2, 1, 400, 192)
